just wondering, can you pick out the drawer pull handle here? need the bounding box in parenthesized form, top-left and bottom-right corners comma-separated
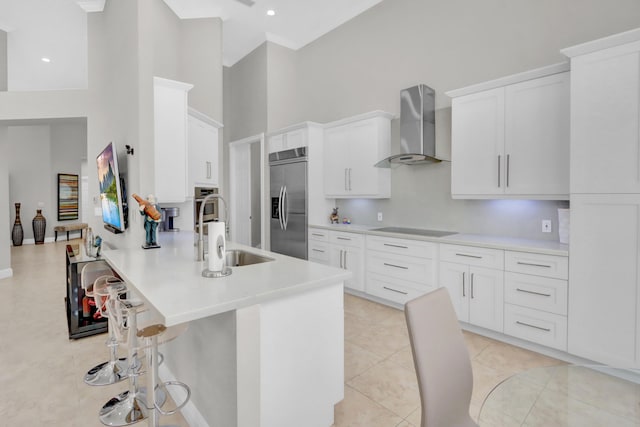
(383, 262, 409, 270)
(516, 321, 551, 332)
(455, 253, 482, 259)
(383, 286, 408, 295)
(337, 237, 352, 241)
(312, 233, 324, 237)
(517, 261, 551, 268)
(516, 288, 551, 297)
(312, 249, 325, 253)
(384, 243, 409, 249)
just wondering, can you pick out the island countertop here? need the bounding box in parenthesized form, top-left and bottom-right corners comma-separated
(102, 231, 351, 327)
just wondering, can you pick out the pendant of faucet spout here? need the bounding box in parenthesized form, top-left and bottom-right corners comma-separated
(197, 194, 229, 261)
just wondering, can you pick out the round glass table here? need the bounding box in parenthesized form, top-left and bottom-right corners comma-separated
(479, 365, 640, 426)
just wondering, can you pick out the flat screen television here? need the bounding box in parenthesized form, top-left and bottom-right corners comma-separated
(96, 142, 128, 234)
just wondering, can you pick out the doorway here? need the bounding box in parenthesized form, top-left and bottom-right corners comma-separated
(229, 134, 266, 249)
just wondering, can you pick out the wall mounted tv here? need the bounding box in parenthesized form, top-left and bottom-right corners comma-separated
(96, 142, 128, 234)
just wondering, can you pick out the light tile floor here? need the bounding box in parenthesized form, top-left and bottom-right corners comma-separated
(1, 241, 561, 426)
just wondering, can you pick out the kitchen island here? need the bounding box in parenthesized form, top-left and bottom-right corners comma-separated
(102, 231, 350, 427)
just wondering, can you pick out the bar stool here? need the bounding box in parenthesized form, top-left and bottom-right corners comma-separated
(81, 262, 129, 386)
(99, 296, 190, 426)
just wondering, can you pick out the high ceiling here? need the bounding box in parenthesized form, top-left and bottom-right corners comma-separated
(0, 0, 383, 90)
(162, 0, 384, 66)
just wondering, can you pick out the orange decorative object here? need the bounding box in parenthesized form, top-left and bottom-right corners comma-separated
(132, 194, 161, 221)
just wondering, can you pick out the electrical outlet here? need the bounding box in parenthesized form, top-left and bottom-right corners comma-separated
(377, 212, 383, 221)
(542, 220, 552, 233)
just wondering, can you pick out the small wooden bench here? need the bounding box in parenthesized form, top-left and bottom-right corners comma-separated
(54, 223, 88, 242)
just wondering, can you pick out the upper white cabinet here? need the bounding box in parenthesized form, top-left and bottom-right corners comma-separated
(153, 77, 193, 203)
(563, 37, 640, 194)
(323, 111, 392, 198)
(268, 127, 307, 153)
(447, 64, 570, 200)
(188, 108, 222, 194)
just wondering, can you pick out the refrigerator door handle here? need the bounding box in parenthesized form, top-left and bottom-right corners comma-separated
(278, 186, 284, 230)
(282, 186, 289, 230)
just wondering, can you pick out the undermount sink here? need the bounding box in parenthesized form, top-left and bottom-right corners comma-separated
(224, 249, 274, 267)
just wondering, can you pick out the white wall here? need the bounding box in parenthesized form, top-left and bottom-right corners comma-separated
(0, 125, 10, 277)
(0, 30, 7, 91)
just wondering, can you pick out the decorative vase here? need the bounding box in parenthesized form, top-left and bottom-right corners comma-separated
(32, 209, 46, 245)
(12, 203, 23, 246)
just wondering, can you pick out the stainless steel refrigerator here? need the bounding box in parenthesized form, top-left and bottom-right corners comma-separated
(270, 147, 308, 260)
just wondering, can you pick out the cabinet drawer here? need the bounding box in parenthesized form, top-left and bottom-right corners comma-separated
(367, 251, 435, 286)
(309, 228, 329, 242)
(440, 244, 504, 269)
(329, 231, 364, 248)
(308, 241, 330, 263)
(505, 272, 567, 315)
(366, 235, 436, 258)
(366, 273, 436, 306)
(504, 304, 567, 351)
(505, 251, 568, 279)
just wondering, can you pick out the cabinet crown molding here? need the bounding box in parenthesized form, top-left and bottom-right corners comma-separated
(561, 27, 640, 58)
(153, 76, 194, 92)
(445, 62, 569, 98)
(188, 107, 223, 128)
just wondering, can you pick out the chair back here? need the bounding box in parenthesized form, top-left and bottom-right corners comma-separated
(80, 261, 113, 297)
(405, 288, 478, 427)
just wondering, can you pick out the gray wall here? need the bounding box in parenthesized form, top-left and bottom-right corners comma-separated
(226, 0, 640, 241)
(265, 42, 299, 133)
(5, 121, 86, 242)
(0, 30, 6, 91)
(0, 125, 9, 274)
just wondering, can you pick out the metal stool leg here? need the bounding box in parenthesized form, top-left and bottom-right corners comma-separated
(84, 319, 129, 386)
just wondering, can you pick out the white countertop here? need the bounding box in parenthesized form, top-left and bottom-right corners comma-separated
(310, 223, 569, 256)
(102, 232, 351, 327)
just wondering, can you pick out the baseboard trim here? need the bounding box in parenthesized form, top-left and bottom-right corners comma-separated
(158, 363, 210, 427)
(20, 237, 56, 245)
(0, 268, 13, 280)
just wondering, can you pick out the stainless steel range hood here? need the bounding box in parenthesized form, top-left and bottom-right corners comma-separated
(375, 84, 444, 167)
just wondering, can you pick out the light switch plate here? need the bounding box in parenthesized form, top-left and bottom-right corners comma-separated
(377, 212, 383, 221)
(542, 220, 552, 233)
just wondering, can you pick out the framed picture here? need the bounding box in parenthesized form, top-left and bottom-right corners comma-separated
(58, 173, 79, 221)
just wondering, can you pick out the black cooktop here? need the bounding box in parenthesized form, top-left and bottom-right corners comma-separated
(371, 227, 457, 238)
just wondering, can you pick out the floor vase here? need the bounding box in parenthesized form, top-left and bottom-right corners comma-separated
(12, 203, 23, 246)
(32, 209, 46, 245)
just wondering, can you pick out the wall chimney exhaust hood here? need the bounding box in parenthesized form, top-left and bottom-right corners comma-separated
(375, 84, 445, 167)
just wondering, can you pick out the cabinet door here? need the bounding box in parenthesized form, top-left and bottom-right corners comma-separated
(285, 129, 307, 150)
(439, 262, 470, 322)
(346, 120, 381, 196)
(504, 72, 569, 198)
(324, 125, 350, 196)
(188, 114, 219, 189)
(451, 87, 505, 197)
(269, 134, 285, 154)
(468, 266, 504, 333)
(571, 48, 640, 193)
(569, 194, 640, 367)
(343, 246, 364, 292)
(154, 82, 189, 202)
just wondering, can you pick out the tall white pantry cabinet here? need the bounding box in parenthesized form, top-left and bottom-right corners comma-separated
(563, 28, 640, 368)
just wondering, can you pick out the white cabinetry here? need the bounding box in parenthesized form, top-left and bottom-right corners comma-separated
(153, 77, 193, 203)
(503, 251, 568, 351)
(188, 108, 222, 194)
(568, 194, 640, 367)
(365, 235, 437, 305)
(323, 111, 392, 198)
(447, 64, 570, 200)
(439, 244, 504, 332)
(563, 29, 640, 367)
(328, 231, 365, 292)
(268, 127, 307, 154)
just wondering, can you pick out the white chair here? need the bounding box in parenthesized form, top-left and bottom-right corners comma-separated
(404, 288, 479, 427)
(81, 262, 129, 386)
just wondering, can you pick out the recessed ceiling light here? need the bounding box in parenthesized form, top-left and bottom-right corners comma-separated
(266, 9, 276, 16)
(41, 57, 51, 63)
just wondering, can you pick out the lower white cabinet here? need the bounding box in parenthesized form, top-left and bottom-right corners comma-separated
(366, 236, 437, 306)
(309, 228, 365, 292)
(440, 244, 505, 332)
(569, 194, 640, 367)
(504, 304, 567, 351)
